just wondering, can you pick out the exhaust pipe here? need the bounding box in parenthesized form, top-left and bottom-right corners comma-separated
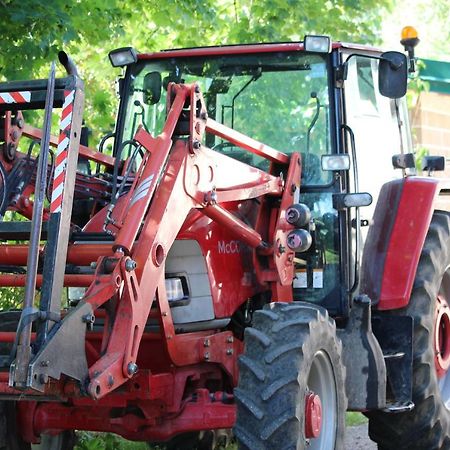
(58, 51, 79, 77)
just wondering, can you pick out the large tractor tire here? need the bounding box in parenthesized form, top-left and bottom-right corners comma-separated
(0, 312, 76, 450)
(234, 302, 347, 450)
(368, 211, 450, 449)
(0, 401, 76, 450)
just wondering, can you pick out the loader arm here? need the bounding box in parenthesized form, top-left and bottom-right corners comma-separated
(24, 82, 300, 399)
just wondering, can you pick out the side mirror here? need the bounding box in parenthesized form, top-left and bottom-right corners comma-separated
(422, 155, 445, 175)
(378, 51, 408, 99)
(143, 72, 162, 105)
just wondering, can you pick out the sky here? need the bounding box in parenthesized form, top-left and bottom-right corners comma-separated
(382, 0, 450, 62)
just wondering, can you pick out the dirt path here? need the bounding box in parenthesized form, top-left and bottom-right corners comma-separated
(345, 423, 377, 449)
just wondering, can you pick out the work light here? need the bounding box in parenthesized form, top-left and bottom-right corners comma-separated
(304, 35, 332, 54)
(108, 47, 138, 67)
(322, 154, 351, 171)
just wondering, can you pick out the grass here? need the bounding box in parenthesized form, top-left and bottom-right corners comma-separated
(75, 433, 149, 450)
(346, 412, 368, 427)
(74, 414, 367, 449)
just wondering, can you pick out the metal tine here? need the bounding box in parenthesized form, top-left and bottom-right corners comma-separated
(10, 61, 56, 388)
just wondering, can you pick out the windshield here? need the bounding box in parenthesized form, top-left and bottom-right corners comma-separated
(120, 51, 333, 186)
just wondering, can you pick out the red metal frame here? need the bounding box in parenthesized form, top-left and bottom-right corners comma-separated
(22, 123, 116, 169)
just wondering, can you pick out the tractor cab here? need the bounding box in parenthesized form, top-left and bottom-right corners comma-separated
(110, 37, 410, 317)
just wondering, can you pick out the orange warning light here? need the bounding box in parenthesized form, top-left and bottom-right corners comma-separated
(401, 26, 418, 41)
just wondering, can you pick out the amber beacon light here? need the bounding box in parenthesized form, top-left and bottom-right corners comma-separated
(400, 26, 420, 73)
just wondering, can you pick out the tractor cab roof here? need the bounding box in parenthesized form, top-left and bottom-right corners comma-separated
(136, 41, 382, 61)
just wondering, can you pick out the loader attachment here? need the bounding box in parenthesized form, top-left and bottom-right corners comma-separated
(2, 79, 299, 400)
(0, 59, 85, 389)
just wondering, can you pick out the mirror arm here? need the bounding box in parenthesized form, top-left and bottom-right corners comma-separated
(336, 53, 392, 82)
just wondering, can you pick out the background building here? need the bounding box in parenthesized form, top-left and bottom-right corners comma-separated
(411, 59, 450, 173)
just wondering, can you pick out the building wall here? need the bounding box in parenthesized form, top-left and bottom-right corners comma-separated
(411, 91, 450, 175)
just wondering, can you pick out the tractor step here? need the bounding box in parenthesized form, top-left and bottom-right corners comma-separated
(383, 351, 405, 360)
(382, 401, 415, 413)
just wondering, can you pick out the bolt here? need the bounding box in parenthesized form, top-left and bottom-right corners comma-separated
(354, 295, 371, 306)
(40, 360, 49, 367)
(287, 208, 300, 223)
(226, 349, 233, 355)
(127, 362, 138, 376)
(162, 311, 168, 317)
(125, 259, 137, 272)
(192, 140, 201, 149)
(204, 352, 210, 361)
(278, 244, 286, 255)
(204, 190, 217, 205)
(194, 85, 200, 93)
(204, 339, 210, 347)
(200, 112, 208, 120)
(82, 314, 95, 324)
(39, 373, 49, 384)
(291, 183, 297, 194)
(226, 336, 234, 343)
(90, 262, 97, 269)
(107, 375, 114, 388)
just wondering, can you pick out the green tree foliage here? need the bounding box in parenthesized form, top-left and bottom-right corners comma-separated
(0, 0, 393, 138)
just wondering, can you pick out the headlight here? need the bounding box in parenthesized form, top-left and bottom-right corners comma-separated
(166, 277, 188, 303)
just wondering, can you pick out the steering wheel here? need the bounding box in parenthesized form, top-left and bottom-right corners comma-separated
(211, 141, 239, 152)
(211, 142, 259, 167)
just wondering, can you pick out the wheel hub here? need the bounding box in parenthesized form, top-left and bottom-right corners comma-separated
(305, 391, 322, 439)
(435, 295, 450, 378)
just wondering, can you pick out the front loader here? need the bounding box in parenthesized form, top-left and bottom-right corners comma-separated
(0, 29, 448, 450)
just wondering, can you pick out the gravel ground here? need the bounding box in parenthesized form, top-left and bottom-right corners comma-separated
(345, 423, 377, 449)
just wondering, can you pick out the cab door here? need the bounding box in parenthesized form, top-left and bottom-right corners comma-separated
(343, 52, 412, 231)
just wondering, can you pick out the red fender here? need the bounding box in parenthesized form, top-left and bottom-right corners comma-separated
(361, 177, 440, 310)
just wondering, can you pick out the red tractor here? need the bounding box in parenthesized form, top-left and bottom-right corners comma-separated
(0, 29, 446, 449)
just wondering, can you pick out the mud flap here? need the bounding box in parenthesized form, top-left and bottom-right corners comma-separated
(371, 313, 413, 409)
(338, 295, 387, 410)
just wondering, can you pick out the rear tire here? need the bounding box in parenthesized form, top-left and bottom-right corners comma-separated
(0, 401, 76, 450)
(0, 401, 29, 450)
(234, 302, 347, 450)
(32, 432, 77, 450)
(368, 211, 450, 449)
